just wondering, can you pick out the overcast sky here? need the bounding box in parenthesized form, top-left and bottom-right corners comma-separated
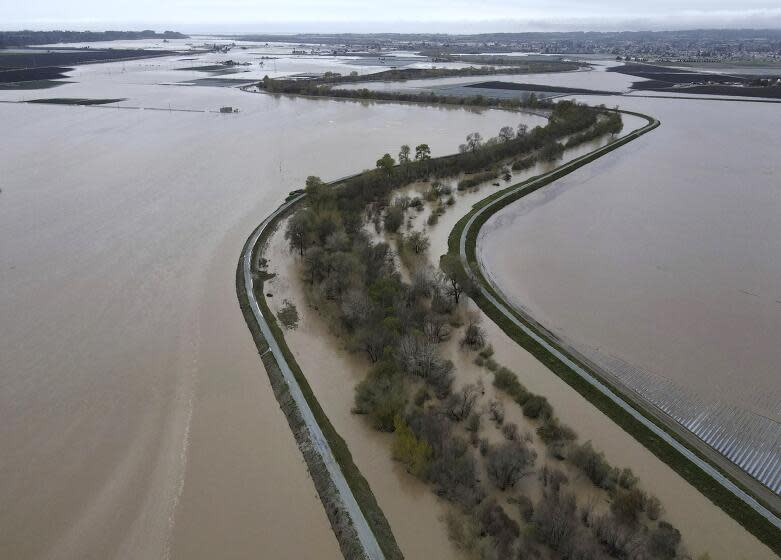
(3, 0, 781, 32)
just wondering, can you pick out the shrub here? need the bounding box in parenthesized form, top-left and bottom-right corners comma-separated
(457, 170, 498, 191)
(536, 419, 577, 445)
(353, 362, 407, 431)
(516, 494, 534, 522)
(465, 412, 481, 433)
(384, 205, 404, 232)
(534, 492, 578, 551)
(648, 521, 681, 560)
(618, 467, 638, 490)
(413, 386, 431, 407)
(276, 299, 299, 329)
(460, 322, 486, 350)
(478, 500, 520, 557)
(426, 436, 484, 507)
(646, 495, 662, 521)
(610, 487, 646, 526)
(569, 441, 613, 489)
(486, 441, 537, 490)
(493, 367, 528, 402)
(522, 395, 553, 420)
(406, 230, 430, 254)
(501, 422, 519, 441)
(488, 399, 505, 425)
(445, 383, 481, 422)
(392, 416, 433, 477)
(444, 511, 479, 552)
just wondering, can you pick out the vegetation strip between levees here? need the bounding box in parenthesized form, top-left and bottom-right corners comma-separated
(238, 187, 401, 559)
(448, 110, 781, 554)
(239, 90, 779, 556)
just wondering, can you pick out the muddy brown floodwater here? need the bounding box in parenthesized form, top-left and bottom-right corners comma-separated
(263, 112, 776, 559)
(478, 94, 781, 499)
(0, 49, 524, 559)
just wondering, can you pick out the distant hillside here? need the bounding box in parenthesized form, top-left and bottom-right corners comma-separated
(0, 30, 187, 48)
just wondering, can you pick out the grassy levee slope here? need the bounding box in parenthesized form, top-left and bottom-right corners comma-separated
(237, 192, 404, 560)
(447, 111, 781, 556)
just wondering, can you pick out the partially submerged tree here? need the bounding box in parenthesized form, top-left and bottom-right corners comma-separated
(498, 126, 515, 142)
(353, 361, 407, 431)
(285, 210, 314, 256)
(440, 253, 472, 304)
(460, 313, 486, 350)
(465, 131, 483, 152)
(405, 231, 430, 254)
(445, 383, 481, 422)
(384, 205, 404, 232)
(486, 441, 537, 490)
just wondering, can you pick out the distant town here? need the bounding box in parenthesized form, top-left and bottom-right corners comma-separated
(234, 29, 781, 65)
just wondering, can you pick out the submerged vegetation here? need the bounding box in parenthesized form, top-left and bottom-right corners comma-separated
(276, 102, 694, 558)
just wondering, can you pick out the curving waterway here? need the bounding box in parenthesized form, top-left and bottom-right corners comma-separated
(0, 43, 522, 559)
(478, 93, 781, 499)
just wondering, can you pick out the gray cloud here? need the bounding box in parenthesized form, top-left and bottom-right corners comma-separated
(2, 0, 781, 31)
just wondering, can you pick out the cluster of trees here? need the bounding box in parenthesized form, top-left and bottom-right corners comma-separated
(314, 102, 616, 227)
(258, 72, 554, 111)
(472, 351, 684, 559)
(0, 30, 186, 48)
(260, 64, 568, 91)
(565, 110, 624, 147)
(278, 95, 683, 559)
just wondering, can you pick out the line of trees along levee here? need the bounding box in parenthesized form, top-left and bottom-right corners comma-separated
(279, 103, 699, 559)
(0, 30, 187, 48)
(256, 65, 578, 110)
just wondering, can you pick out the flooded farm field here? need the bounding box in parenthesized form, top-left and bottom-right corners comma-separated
(0, 43, 521, 559)
(478, 93, 781, 498)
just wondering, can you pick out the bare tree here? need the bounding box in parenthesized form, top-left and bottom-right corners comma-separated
(445, 383, 481, 422)
(423, 313, 451, 343)
(498, 126, 515, 142)
(460, 312, 486, 350)
(486, 441, 537, 490)
(356, 325, 392, 363)
(341, 288, 373, 327)
(534, 492, 578, 551)
(488, 398, 505, 425)
(646, 495, 662, 521)
(501, 422, 518, 441)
